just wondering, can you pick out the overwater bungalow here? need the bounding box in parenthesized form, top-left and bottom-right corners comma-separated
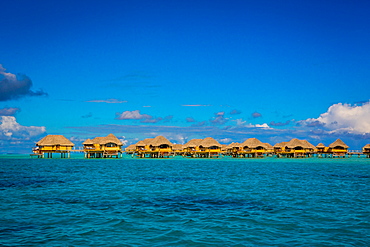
(363, 144, 370, 158)
(316, 143, 326, 153)
(83, 134, 122, 158)
(196, 137, 222, 158)
(124, 144, 136, 155)
(238, 138, 268, 158)
(183, 139, 203, 157)
(223, 142, 241, 157)
(273, 142, 288, 155)
(172, 144, 184, 156)
(32, 135, 74, 158)
(328, 139, 349, 158)
(263, 143, 274, 155)
(136, 136, 173, 158)
(274, 139, 314, 158)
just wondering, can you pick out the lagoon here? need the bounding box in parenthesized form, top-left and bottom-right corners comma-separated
(1, 156, 369, 246)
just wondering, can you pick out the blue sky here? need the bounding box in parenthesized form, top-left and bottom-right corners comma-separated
(1, 0, 370, 153)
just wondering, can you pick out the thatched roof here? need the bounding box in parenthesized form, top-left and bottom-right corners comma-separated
(263, 143, 273, 149)
(316, 143, 326, 148)
(226, 142, 240, 148)
(125, 144, 136, 151)
(83, 138, 94, 145)
(90, 134, 122, 145)
(274, 142, 288, 148)
(241, 138, 265, 148)
(199, 137, 221, 148)
(172, 144, 183, 150)
(141, 138, 154, 145)
(329, 139, 349, 148)
(285, 138, 305, 148)
(150, 136, 172, 147)
(37, 135, 74, 146)
(284, 138, 314, 149)
(363, 144, 370, 149)
(135, 140, 146, 147)
(183, 139, 203, 148)
(301, 140, 316, 149)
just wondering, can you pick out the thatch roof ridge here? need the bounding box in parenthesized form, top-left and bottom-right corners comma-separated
(125, 144, 136, 151)
(226, 142, 240, 148)
(316, 143, 326, 148)
(199, 137, 221, 147)
(151, 136, 172, 147)
(241, 138, 265, 148)
(183, 139, 203, 148)
(285, 138, 307, 148)
(172, 144, 183, 150)
(135, 140, 146, 146)
(90, 134, 122, 145)
(37, 135, 74, 146)
(83, 138, 94, 145)
(263, 143, 273, 149)
(329, 139, 349, 148)
(105, 134, 123, 145)
(301, 140, 315, 149)
(363, 144, 370, 149)
(142, 138, 154, 145)
(274, 142, 288, 148)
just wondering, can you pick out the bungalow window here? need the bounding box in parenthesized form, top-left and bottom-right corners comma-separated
(106, 143, 117, 147)
(159, 144, 169, 149)
(209, 146, 219, 150)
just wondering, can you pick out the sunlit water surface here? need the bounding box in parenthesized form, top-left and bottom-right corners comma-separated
(1, 156, 369, 246)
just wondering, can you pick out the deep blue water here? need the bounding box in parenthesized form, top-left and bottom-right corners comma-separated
(1, 156, 369, 246)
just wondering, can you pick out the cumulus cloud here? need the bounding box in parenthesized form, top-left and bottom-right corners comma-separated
(191, 121, 207, 127)
(301, 102, 370, 134)
(0, 116, 45, 140)
(210, 112, 228, 125)
(230, 109, 241, 115)
(0, 107, 20, 116)
(115, 110, 151, 120)
(252, 112, 262, 118)
(234, 118, 270, 128)
(115, 110, 172, 124)
(186, 117, 196, 123)
(270, 120, 290, 127)
(0, 64, 47, 101)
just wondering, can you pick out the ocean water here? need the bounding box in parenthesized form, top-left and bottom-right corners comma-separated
(1, 156, 369, 246)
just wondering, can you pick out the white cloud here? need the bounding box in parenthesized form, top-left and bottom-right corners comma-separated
(303, 102, 370, 134)
(0, 116, 46, 140)
(233, 118, 270, 128)
(115, 110, 151, 120)
(86, 99, 127, 103)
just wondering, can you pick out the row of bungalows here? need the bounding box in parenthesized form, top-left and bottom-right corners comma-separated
(32, 134, 370, 159)
(223, 138, 274, 158)
(32, 134, 123, 158)
(315, 139, 349, 158)
(273, 138, 350, 158)
(127, 136, 224, 158)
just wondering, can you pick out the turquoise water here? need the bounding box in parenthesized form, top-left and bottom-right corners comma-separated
(1, 156, 369, 246)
